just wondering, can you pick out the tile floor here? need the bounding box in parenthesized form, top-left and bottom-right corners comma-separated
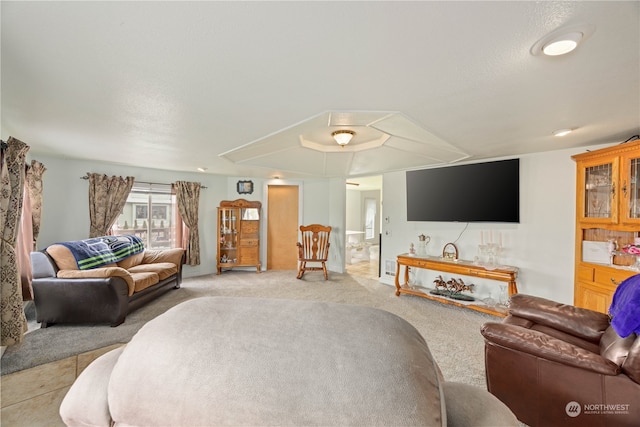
(345, 257, 379, 280)
(1, 343, 124, 426)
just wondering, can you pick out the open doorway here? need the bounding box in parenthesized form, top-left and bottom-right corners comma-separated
(345, 176, 382, 279)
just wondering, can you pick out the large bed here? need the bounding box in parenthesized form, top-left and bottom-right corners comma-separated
(60, 296, 517, 426)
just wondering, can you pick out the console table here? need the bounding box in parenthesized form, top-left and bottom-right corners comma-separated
(394, 253, 518, 317)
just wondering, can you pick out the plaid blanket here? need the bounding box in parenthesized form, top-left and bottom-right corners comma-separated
(55, 235, 145, 270)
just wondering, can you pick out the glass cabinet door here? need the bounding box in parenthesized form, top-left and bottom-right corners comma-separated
(579, 158, 618, 223)
(621, 153, 640, 224)
(219, 208, 238, 263)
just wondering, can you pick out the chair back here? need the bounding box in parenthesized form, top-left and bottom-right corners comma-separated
(298, 224, 331, 261)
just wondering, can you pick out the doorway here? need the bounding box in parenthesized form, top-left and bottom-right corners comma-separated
(267, 184, 299, 270)
(345, 176, 382, 279)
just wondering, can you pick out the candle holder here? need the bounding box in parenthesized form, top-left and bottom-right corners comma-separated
(477, 243, 502, 269)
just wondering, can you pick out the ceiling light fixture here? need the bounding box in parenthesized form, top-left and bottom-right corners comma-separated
(542, 32, 583, 56)
(331, 130, 355, 146)
(530, 24, 595, 57)
(553, 128, 573, 137)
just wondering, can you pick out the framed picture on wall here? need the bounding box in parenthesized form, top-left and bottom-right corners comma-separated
(237, 180, 254, 194)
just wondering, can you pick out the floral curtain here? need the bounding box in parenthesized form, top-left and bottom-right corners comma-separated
(175, 181, 201, 265)
(26, 160, 46, 246)
(1, 137, 29, 346)
(88, 173, 134, 238)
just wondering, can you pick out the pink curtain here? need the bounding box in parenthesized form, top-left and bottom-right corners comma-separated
(16, 160, 46, 301)
(16, 185, 34, 300)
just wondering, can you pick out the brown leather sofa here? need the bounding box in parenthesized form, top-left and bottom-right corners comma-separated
(481, 293, 640, 427)
(31, 247, 185, 328)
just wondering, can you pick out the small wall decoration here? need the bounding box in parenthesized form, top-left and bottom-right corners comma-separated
(442, 242, 459, 261)
(237, 180, 254, 194)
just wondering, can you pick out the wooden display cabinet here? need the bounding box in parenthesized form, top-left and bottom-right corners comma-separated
(217, 199, 261, 274)
(572, 140, 640, 313)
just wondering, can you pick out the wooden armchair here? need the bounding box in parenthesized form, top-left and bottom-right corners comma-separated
(296, 224, 331, 280)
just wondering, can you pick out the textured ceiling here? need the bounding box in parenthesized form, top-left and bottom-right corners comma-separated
(1, 1, 639, 179)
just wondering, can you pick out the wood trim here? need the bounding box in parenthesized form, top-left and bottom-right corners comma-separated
(571, 140, 640, 162)
(219, 199, 261, 209)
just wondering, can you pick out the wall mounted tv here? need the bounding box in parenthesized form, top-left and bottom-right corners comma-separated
(406, 158, 520, 223)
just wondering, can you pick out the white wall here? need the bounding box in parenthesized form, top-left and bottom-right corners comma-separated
(345, 189, 362, 232)
(378, 146, 597, 305)
(327, 177, 347, 273)
(32, 143, 606, 304)
(31, 157, 338, 279)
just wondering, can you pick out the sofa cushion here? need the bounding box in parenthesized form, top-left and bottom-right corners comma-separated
(47, 244, 117, 271)
(128, 262, 178, 281)
(142, 248, 184, 267)
(57, 267, 135, 296)
(116, 251, 145, 270)
(131, 272, 160, 292)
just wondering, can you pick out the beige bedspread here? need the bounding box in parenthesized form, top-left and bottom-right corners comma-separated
(67, 297, 447, 426)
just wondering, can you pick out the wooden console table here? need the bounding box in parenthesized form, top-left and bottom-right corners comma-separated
(394, 253, 518, 317)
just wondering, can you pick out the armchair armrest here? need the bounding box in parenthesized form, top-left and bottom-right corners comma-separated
(508, 294, 610, 342)
(481, 322, 621, 376)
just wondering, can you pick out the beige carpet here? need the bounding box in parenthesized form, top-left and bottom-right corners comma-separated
(2, 270, 499, 387)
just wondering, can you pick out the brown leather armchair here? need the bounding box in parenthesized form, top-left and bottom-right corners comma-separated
(481, 293, 640, 427)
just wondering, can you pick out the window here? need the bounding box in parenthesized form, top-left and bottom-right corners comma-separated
(111, 183, 179, 249)
(365, 198, 376, 240)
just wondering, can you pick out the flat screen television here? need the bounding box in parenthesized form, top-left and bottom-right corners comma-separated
(406, 158, 520, 223)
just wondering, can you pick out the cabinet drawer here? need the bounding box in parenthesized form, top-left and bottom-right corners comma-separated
(594, 268, 634, 287)
(239, 253, 258, 264)
(577, 265, 594, 282)
(240, 239, 259, 247)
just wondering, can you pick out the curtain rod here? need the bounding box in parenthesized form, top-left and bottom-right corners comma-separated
(80, 174, 207, 189)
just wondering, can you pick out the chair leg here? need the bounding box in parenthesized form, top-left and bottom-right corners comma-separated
(297, 262, 305, 279)
(322, 262, 328, 280)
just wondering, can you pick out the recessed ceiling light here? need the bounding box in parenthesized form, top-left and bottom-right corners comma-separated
(530, 24, 595, 57)
(553, 129, 573, 137)
(542, 32, 583, 56)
